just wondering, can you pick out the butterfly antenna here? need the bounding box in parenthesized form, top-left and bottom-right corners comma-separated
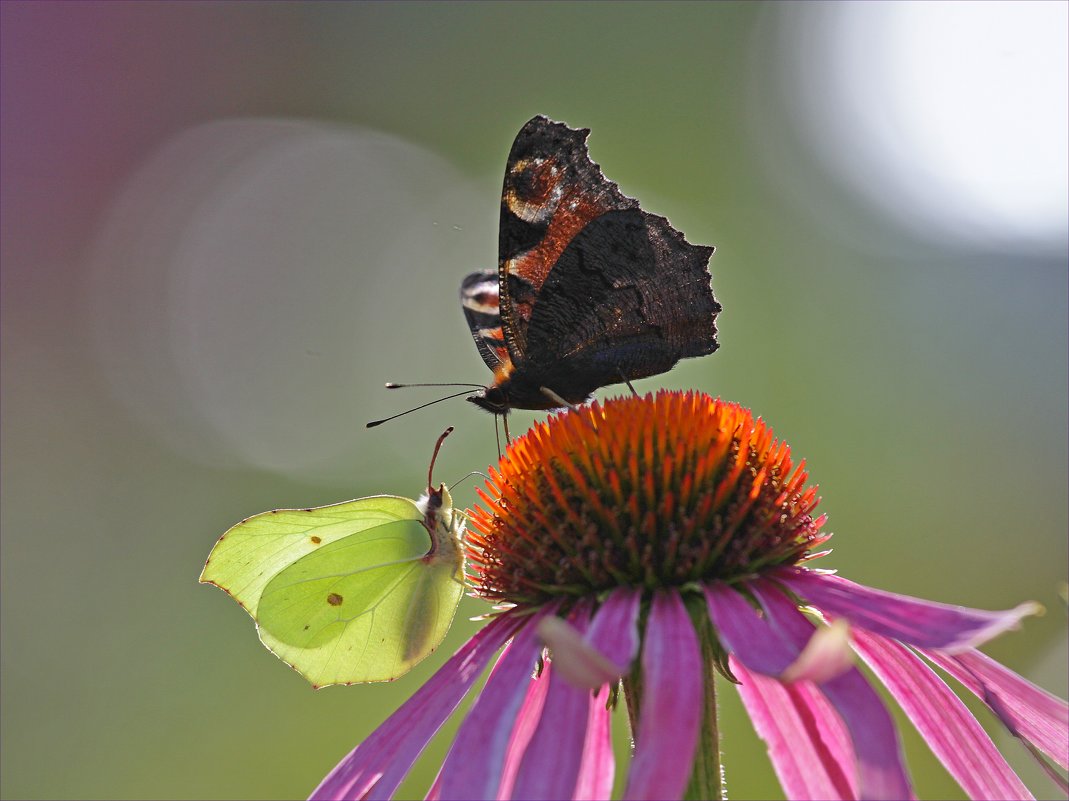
(386, 382, 484, 390)
(366, 389, 473, 428)
(428, 426, 454, 489)
(449, 470, 491, 492)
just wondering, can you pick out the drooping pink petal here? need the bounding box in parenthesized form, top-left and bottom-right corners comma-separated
(731, 655, 858, 800)
(776, 567, 1038, 651)
(705, 582, 796, 675)
(574, 685, 615, 801)
(310, 613, 522, 801)
(537, 617, 618, 690)
(781, 618, 855, 684)
(568, 587, 638, 799)
(585, 586, 642, 672)
(752, 581, 914, 801)
(437, 606, 554, 801)
(511, 606, 594, 800)
(709, 580, 913, 801)
(819, 668, 915, 801)
(498, 660, 552, 800)
(539, 587, 642, 691)
(922, 647, 1069, 771)
(623, 590, 702, 801)
(853, 629, 1033, 800)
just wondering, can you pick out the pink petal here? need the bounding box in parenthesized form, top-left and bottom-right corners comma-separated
(539, 587, 641, 691)
(310, 613, 521, 801)
(623, 590, 702, 801)
(710, 580, 914, 801)
(705, 582, 797, 675)
(781, 618, 855, 684)
(776, 567, 1038, 651)
(574, 685, 615, 801)
(498, 661, 552, 799)
(585, 586, 642, 673)
(752, 582, 914, 801)
(819, 669, 915, 801)
(922, 647, 1069, 771)
(437, 606, 553, 800)
(511, 605, 595, 800)
(731, 655, 858, 800)
(853, 629, 1033, 800)
(510, 660, 592, 800)
(537, 617, 618, 690)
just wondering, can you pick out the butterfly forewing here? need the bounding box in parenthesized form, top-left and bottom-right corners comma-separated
(498, 116, 637, 362)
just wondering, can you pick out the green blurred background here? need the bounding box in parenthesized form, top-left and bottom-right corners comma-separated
(2, 2, 1066, 799)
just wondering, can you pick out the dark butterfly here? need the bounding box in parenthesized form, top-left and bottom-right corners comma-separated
(460, 115, 721, 416)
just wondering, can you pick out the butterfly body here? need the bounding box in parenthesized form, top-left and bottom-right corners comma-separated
(461, 116, 721, 415)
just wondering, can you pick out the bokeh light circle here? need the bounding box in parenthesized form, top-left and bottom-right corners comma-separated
(87, 119, 483, 478)
(772, 1, 1067, 252)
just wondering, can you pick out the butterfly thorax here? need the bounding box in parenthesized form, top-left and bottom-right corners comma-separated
(416, 483, 465, 582)
(468, 372, 592, 414)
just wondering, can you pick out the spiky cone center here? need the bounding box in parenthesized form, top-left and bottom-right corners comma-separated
(466, 391, 829, 607)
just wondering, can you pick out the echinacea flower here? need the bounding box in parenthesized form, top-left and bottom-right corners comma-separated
(313, 391, 1068, 801)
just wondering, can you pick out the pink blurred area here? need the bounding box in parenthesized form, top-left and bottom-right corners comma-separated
(3, 3, 301, 314)
(4, 4, 486, 476)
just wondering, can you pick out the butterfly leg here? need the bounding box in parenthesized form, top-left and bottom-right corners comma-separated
(502, 413, 512, 446)
(539, 386, 577, 410)
(616, 368, 639, 397)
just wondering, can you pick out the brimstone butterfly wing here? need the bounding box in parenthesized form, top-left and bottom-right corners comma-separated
(200, 440, 466, 688)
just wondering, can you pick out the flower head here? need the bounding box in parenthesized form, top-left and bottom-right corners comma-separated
(467, 392, 827, 605)
(314, 392, 1068, 801)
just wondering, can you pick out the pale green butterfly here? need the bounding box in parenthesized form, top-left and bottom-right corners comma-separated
(199, 429, 466, 688)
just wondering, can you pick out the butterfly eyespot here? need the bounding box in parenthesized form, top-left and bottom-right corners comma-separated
(506, 157, 564, 224)
(326, 593, 343, 606)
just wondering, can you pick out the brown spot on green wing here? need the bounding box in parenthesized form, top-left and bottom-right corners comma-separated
(326, 593, 343, 606)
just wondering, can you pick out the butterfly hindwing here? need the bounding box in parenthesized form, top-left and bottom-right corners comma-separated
(460, 270, 509, 371)
(524, 208, 719, 394)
